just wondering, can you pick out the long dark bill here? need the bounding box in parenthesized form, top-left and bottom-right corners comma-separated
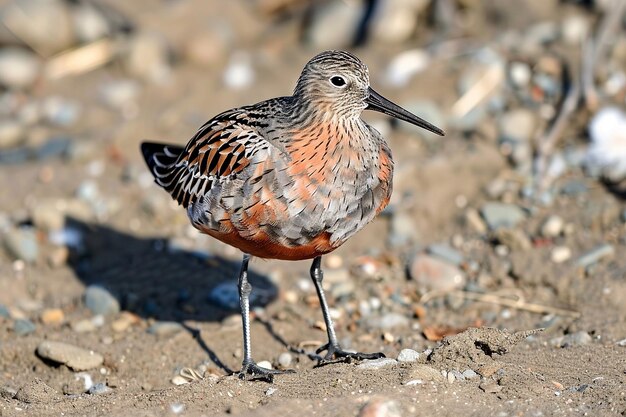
(365, 87, 445, 136)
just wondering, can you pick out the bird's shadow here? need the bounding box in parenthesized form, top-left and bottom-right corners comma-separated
(64, 217, 278, 374)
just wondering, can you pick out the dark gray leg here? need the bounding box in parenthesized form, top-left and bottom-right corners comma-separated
(310, 256, 385, 364)
(237, 253, 293, 381)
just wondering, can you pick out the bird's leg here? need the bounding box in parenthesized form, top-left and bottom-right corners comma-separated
(310, 256, 385, 364)
(237, 253, 294, 381)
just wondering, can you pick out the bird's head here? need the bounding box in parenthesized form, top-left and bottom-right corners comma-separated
(294, 50, 444, 136)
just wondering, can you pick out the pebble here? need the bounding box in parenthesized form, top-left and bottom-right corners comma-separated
(480, 202, 526, 230)
(36, 341, 104, 371)
(562, 14, 589, 46)
(14, 378, 58, 404)
(509, 61, 531, 88)
(385, 50, 430, 87)
(499, 108, 537, 144)
(72, 3, 111, 43)
(540, 215, 564, 238)
(462, 369, 478, 379)
(396, 348, 420, 363)
(84, 285, 120, 316)
(427, 244, 463, 266)
(41, 96, 80, 127)
(551, 246, 571, 264)
(14, 318, 36, 335)
(88, 382, 111, 395)
(616, 338, 626, 347)
(3, 227, 39, 263)
(551, 331, 592, 348)
(358, 398, 402, 417)
(277, 352, 292, 368)
(370, 0, 423, 44)
(365, 313, 410, 331)
(111, 311, 139, 332)
(356, 358, 397, 370)
(495, 228, 531, 251)
(306, 0, 362, 48)
(257, 360, 273, 370)
(147, 321, 183, 338)
(98, 79, 140, 114)
(0, 303, 9, 318)
(586, 107, 626, 182)
(48, 246, 69, 268)
(124, 31, 171, 82)
(465, 208, 487, 233)
(576, 244, 615, 268)
(71, 318, 98, 333)
(222, 51, 254, 90)
(409, 254, 466, 292)
(0, 47, 41, 89)
(40, 308, 64, 325)
(0, 118, 24, 149)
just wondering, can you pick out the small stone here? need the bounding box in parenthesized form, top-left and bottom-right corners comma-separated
(171, 375, 189, 386)
(396, 349, 420, 363)
(409, 254, 466, 292)
(465, 208, 487, 233)
(562, 14, 590, 46)
(147, 321, 183, 338)
(509, 61, 531, 88)
(277, 352, 292, 368)
(84, 285, 120, 316)
(222, 51, 254, 90)
(494, 228, 531, 251)
(123, 31, 171, 82)
(553, 331, 592, 348)
(14, 318, 36, 335)
(88, 382, 111, 395)
(388, 212, 418, 247)
(385, 50, 430, 87)
(356, 358, 397, 370)
(41, 96, 80, 127)
(306, 0, 362, 48)
(31, 203, 64, 232)
(47, 246, 69, 268)
(576, 244, 614, 268)
(14, 378, 58, 404)
(0, 304, 9, 318)
(540, 215, 564, 238)
(98, 79, 140, 113)
(3, 227, 39, 263)
(499, 109, 537, 144)
(427, 244, 463, 266)
(479, 380, 503, 393)
(265, 387, 277, 396)
(111, 312, 139, 332)
(365, 313, 410, 331)
(616, 338, 626, 347)
(0, 47, 41, 89)
(36, 341, 103, 371)
(586, 107, 626, 182)
(358, 399, 402, 417)
(446, 371, 456, 383)
(481, 202, 526, 230)
(71, 318, 97, 333)
(0, 118, 24, 149)
(551, 246, 571, 264)
(462, 369, 478, 379)
(257, 360, 273, 370)
(72, 3, 110, 43)
(40, 308, 64, 325)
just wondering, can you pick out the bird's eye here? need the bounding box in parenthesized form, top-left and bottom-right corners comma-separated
(329, 76, 347, 88)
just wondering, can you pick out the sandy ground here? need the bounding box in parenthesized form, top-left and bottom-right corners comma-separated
(1, 1, 626, 416)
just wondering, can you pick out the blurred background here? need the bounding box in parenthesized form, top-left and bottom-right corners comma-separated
(0, 0, 625, 414)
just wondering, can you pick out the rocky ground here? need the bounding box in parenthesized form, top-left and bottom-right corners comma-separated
(1, 0, 625, 416)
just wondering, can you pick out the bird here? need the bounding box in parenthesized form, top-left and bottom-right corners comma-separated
(141, 50, 444, 381)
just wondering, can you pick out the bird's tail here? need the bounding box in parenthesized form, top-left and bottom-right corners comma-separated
(140, 141, 185, 196)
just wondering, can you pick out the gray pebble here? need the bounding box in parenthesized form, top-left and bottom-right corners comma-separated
(72, 3, 111, 43)
(0, 303, 10, 318)
(481, 202, 526, 230)
(396, 348, 420, 363)
(36, 341, 103, 371)
(388, 211, 418, 247)
(0, 47, 41, 89)
(462, 369, 478, 379)
(551, 331, 593, 348)
(14, 318, 36, 336)
(365, 313, 410, 330)
(560, 180, 588, 196)
(277, 352, 292, 368)
(576, 244, 614, 268)
(88, 382, 111, 395)
(427, 244, 463, 266)
(3, 227, 39, 263)
(84, 285, 120, 316)
(147, 321, 184, 338)
(356, 358, 397, 370)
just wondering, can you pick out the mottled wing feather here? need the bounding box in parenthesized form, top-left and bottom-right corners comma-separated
(154, 110, 269, 208)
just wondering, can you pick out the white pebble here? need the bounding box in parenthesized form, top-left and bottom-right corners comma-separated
(551, 246, 571, 264)
(257, 360, 272, 370)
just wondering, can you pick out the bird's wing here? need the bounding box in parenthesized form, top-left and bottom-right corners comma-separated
(153, 110, 272, 208)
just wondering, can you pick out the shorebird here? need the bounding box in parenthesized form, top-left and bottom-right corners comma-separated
(141, 50, 444, 380)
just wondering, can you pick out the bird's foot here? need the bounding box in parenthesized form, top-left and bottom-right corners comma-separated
(315, 343, 385, 366)
(238, 360, 295, 382)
